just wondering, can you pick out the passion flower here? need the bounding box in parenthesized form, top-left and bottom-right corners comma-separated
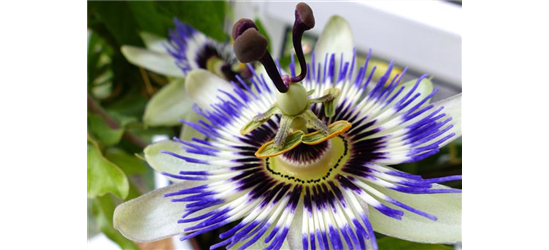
(114, 3, 462, 249)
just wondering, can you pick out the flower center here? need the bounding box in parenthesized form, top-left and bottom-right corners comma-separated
(205, 56, 224, 75)
(197, 44, 224, 69)
(264, 136, 349, 184)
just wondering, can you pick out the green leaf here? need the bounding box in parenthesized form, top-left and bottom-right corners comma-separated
(155, 1, 227, 42)
(91, 196, 140, 250)
(104, 148, 148, 175)
(143, 78, 193, 127)
(88, 113, 124, 146)
(88, 31, 114, 93)
(377, 237, 455, 250)
(88, 1, 143, 47)
(105, 88, 148, 118)
(123, 125, 175, 149)
(254, 18, 272, 52)
(127, 1, 167, 37)
(88, 31, 101, 88)
(88, 141, 129, 199)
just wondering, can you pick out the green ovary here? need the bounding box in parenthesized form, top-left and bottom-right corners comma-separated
(275, 84, 309, 116)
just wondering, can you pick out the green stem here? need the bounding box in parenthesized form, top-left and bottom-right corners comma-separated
(87, 95, 148, 149)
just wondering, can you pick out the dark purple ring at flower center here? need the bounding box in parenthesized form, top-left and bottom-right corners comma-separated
(281, 139, 329, 163)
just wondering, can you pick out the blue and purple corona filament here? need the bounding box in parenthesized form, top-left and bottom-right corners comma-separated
(167, 19, 241, 81)
(155, 3, 460, 250)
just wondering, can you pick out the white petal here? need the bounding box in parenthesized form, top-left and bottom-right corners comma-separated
(286, 204, 304, 249)
(179, 110, 206, 141)
(144, 140, 222, 182)
(433, 93, 462, 147)
(139, 31, 169, 53)
(231, 234, 291, 250)
(185, 69, 235, 111)
(368, 184, 461, 244)
(114, 181, 204, 242)
(231, 200, 301, 249)
(314, 15, 355, 80)
(121, 45, 184, 78)
(143, 78, 193, 127)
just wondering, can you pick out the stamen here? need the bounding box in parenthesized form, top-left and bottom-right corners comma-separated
(233, 28, 267, 63)
(231, 19, 258, 41)
(232, 18, 288, 93)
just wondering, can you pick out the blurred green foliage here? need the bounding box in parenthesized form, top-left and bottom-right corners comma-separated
(87, 1, 228, 248)
(377, 236, 455, 250)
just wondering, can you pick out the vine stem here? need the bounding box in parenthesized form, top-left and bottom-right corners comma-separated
(87, 95, 148, 149)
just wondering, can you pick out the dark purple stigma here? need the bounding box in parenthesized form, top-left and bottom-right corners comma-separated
(231, 2, 316, 93)
(290, 2, 315, 83)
